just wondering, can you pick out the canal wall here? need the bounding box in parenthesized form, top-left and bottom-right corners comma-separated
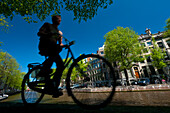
(116, 84, 170, 92)
(0, 90, 20, 101)
(65, 84, 170, 92)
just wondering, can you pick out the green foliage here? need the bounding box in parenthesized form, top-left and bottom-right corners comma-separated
(71, 59, 88, 83)
(61, 58, 73, 80)
(0, 15, 12, 32)
(0, 42, 2, 46)
(0, 0, 113, 23)
(165, 18, 170, 30)
(104, 26, 142, 70)
(60, 58, 88, 83)
(46, 58, 88, 83)
(0, 50, 24, 90)
(163, 18, 170, 37)
(150, 37, 167, 69)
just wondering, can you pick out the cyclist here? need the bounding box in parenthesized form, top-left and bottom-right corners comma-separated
(37, 15, 64, 98)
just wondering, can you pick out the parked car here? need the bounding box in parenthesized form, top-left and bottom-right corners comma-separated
(116, 79, 122, 86)
(71, 84, 87, 89)
(116, 79, 127, 86)
(138, 78, 150, 86)
(150, 76, 161, 84)
(71, 84, 80, 89)
(0, 89, 8, 98)
(0, 94, 8, 98)
(129, 79, 138, 85)
(0, 89, 4, 97)
(150, 74, 168, 84)
(58, 86, 63, 90)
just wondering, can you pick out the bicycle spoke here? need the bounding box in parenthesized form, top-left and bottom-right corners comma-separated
(67, 54, 116, 109)
(21, 67, 45, 104)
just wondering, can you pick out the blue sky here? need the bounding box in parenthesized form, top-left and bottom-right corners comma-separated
(0, 0, 170, 72)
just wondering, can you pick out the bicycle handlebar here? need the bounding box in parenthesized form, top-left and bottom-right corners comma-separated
(62, 35, 75, 49)
(69, 41, 75, 46)
(62, 40, 75, 49)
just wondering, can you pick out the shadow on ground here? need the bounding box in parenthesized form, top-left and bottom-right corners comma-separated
(0, 102, 170, 113)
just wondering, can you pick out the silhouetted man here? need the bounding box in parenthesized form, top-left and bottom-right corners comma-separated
(37, 15, 64, 98)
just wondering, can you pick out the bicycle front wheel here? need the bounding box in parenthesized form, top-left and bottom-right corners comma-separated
(66, 54, 116, 109)
(21, 66, 45, 105)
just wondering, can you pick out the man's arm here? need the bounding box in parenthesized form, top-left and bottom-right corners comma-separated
(59, 31, 64, 46)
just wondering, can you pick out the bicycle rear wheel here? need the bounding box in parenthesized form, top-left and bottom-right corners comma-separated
(66, 54, 116, 109)
(21, 66, 45, 105)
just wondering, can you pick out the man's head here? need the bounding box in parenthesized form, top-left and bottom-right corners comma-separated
(52, 15, 61, 25)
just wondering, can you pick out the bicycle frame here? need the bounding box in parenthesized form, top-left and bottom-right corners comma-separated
(27, 38, 76, 78)
(22, 37, 116, 109)
(62, 39, 87, 78)
(63, 44, 75, 70)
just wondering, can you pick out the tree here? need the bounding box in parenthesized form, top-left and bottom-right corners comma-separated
(150, 37, 167, 70)
(104, 27, 143, 85)
(0, 42, 2, 46)
(163, 18, 170, 37)
(0, 50, 24, 90)
(53, 57, 88, 84)
(0, 0, 113, 23)
(0, 15, 12, 32)
(68, 58, 88, 83)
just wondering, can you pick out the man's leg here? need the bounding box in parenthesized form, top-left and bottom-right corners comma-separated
(52, 54, 64, 98)
(40, 57, 53, 76)
(53, 54, 64, 88)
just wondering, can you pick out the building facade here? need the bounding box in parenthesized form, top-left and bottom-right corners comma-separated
(134, 30, 170, 79)
(84, 46, 113, 87)
(97, 29, 170, 80)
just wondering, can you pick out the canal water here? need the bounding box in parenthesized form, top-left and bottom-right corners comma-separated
(1, 91, 170, 106)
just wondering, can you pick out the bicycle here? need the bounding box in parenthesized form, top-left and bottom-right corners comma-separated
(21, 37, 116, 110)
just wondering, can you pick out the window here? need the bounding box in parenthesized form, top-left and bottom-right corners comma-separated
(147, 56, 151, 62)
(100, 51, 104, 54)
(142, 66, 149, 77)
(166, 40, 170, 47)
(99, 68, 101, 72)
(98, 63, 101, 68)
(149, 65, 156, 75)
(146, 37, 151, 41)
(157, 42, 164, 48)
(93, 64, 97, 68)
(147, 41, 152, 46)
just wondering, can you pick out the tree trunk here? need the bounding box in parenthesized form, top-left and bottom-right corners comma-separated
(113, 62, 118, 78)
(124, 69, 130, 85)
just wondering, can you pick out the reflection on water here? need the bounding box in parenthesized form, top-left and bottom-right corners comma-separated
(24, 91, 42, 103)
